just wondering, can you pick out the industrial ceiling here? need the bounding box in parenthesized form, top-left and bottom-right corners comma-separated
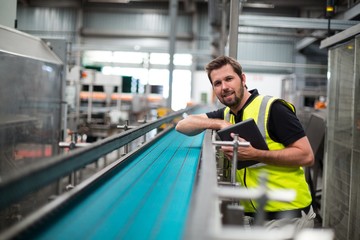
(16, 0, 360, 62)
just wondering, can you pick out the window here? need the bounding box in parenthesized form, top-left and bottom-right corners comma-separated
(84, 51, 193, 110)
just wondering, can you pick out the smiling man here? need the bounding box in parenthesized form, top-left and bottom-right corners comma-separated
(175, 56, 316, 233)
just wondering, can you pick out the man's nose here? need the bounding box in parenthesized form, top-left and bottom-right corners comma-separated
(221, 81, 230, 89)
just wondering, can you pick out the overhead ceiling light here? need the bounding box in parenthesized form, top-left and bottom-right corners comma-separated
(243, 3, 275, 8)
(88, 0, 130, 3)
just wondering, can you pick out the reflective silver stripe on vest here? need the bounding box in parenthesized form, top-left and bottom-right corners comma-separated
(247, 95, 272, 169)
(223, 95, 274, 169)
(225, 109, 230, 122)
(257, 95, 272, 137)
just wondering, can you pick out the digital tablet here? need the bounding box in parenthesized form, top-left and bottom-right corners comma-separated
(217, 118, 268, 169)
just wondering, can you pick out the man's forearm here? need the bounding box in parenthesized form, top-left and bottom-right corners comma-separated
(222, 136, 314, 167)
(256, 137, 314, 166)
(175, 115, 229, 136)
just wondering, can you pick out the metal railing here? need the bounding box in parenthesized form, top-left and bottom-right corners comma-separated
(185, 130, 334, 240)
(0, 106, 197, 211)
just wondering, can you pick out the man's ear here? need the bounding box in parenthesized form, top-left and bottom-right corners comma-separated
(241, 74, 247, 88)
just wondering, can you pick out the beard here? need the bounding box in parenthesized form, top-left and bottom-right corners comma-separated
(220, 85, 244, 108)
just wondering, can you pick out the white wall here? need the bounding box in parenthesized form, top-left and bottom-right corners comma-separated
(245, 73, 284, 98)
(192, 71, 213, 104)
(191, 71, 285, 104)
(0, 0, 17, 28)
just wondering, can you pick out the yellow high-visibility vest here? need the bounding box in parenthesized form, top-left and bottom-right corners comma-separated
(224, 95, 312, 212)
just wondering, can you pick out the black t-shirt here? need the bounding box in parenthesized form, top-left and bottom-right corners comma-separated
(206, 89, 305, 146)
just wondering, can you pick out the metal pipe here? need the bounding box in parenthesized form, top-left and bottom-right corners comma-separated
(212, 136, 250, 185)
(59, 142, 92, 148)
(231, 134, 238, 185)
(167, 0, 178, 109)
(117, 120, 136, 154)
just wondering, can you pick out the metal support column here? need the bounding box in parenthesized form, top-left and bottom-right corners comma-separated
(229, 0, 240, 59)
(167, 0, 178, 109)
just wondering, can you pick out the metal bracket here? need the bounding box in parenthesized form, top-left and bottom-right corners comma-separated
(213, 134, 250, 185)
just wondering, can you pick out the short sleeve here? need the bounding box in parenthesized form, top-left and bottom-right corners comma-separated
(206, 108, 225, 119)
(268, 100, 305, 146)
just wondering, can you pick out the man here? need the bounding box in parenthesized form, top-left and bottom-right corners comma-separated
(176, 56, 316, 231)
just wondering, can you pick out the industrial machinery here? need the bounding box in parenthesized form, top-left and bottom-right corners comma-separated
(71, 68, 166, 142)
(320, 23, 360, 240)
(0, 104, 334, 240)
(0, 25, 64, 224)
(0, 25, 64, 163)
(0, 107, 200, 239)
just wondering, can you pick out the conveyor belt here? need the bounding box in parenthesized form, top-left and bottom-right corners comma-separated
(17, 128, 204, 240)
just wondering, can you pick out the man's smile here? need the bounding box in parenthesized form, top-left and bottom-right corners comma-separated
(222, 91, 234, 99)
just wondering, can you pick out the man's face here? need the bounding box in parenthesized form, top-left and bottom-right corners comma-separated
(210, 64, 245, 109)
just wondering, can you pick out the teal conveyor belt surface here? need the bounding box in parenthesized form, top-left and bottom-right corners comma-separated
(26, 128, 205, 240)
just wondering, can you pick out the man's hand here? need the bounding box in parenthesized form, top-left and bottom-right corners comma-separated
(221, 135, 314, 167)
(221, 136, 255, 161)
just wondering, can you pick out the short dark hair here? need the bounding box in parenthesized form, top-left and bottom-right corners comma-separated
(205, 56, 243, 84)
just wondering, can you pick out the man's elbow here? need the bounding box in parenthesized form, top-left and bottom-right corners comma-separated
(175, 122, 191, 136)
(175, 122, 201, 136)
(175, 123, 183, 133)
(175, 119, 185, 131)
(303, 152, 315, 167)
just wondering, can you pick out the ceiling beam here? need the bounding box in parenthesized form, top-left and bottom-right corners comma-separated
(297, 3, 360, 50)
(320, 23, 360, 49)
(25, 0, 82, 7)
(238, 15, 359, 31)
(81, 28, 193, 40)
